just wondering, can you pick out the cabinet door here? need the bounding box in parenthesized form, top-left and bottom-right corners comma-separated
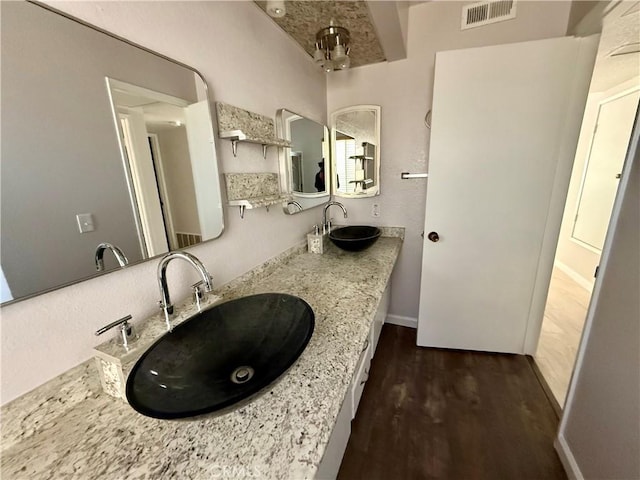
(372, 283, 390, 355)
(351, 339, 372, 419)
(316, 397, 351, 479)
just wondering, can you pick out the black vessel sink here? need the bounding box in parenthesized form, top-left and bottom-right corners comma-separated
(329, 226, 382, 252)
(126, 293, 314, 419)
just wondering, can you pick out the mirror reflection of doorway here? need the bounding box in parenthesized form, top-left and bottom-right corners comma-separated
(290, 152, 303, 192)
(107, 78, 205, 256)
(335, 132, 356, 194)
(535, 1, 639, 407)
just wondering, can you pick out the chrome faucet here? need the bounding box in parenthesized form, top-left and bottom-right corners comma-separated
(95, 243, 128, 271)
(157, 251, 213, 331)
(322, 201, 347, 232)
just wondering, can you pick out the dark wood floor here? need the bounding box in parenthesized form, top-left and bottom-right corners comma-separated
(338, 325, 566, 480)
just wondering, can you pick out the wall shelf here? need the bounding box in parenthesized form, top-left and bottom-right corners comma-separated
(224, 172, 290, 218)
(216, 103, 290, 158)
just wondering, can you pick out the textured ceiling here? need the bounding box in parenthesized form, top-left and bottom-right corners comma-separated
(255, 1, 386, 68)
(590, 1, 640, 92)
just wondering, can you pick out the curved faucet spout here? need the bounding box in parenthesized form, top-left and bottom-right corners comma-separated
(157, 251, 213, 326)
(95, 243, 128, 271)
(322, 201, 348, 230)
(287, 200, 303, 213)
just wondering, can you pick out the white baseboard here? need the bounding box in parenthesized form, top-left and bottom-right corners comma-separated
(385, 314, 417, 329)
(555, 434, 583, 480)
(554, 261, 594, 292)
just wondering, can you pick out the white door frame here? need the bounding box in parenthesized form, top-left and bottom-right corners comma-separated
(116, 109, 168, 257)
(147, 133, 178, 250)
(556, 103, 639, 479)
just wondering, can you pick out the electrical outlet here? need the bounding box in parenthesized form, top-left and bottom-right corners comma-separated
(371, 203, 380, 217)
(76, 213, 95, 233)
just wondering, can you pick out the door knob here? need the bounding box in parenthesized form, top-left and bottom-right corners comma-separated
(427, 231, 440, 242)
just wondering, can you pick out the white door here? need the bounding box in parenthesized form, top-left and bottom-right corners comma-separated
(572, 88, 640, 251)
(417, 37, 597, 353)
(185, 101, 223, 240)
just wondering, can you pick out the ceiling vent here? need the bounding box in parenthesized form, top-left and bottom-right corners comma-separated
(461, 0, 517, 30)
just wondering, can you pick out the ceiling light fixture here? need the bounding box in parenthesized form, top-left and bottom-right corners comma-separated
(266, 0, 286, 18)
(314, 25, 351, 72)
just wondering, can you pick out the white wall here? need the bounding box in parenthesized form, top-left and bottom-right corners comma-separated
(327, 1, 573, 321)
(557, 109, 639, 480)
(0, 1, 325, 404)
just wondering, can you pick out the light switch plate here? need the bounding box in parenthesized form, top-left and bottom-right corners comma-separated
(371, 203, 380, 217)
(76, 213, 95, 233)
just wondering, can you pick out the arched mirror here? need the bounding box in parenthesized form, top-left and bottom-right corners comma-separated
(330, 105, 381, 198)
(277, 109, 330, 214)
(1, 1, 224, 305)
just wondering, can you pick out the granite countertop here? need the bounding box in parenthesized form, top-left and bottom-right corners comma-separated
(1, 233, 402, 479)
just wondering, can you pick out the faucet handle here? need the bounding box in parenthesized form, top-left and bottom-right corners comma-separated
(192, 273, 213, 292)
(95, 315, 137, 350)
(325, 218, 332, 233)
(192, 281, 206, 308)
(95, 314, 132, 336)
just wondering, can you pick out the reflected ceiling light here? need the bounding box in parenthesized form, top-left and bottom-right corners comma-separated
(266, 0, 286, 18)
(314, 25, 351, 72)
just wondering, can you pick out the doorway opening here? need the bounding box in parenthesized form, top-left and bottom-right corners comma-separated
(535, 3, 640, 406)
(106, 78, 203, 256)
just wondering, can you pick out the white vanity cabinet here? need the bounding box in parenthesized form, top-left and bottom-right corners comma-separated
(371, 282, 390, 353)
(316, 282, 391, 479)
(351, 339, 372, 420)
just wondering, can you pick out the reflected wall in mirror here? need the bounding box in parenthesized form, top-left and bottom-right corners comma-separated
(277, 109, 330, 214)
(331, 105, 381, 198)
(0, 1, 223, 304)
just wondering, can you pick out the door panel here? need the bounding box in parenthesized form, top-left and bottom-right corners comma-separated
(418, 37, 592, 353)
(572, 88, 640, 250)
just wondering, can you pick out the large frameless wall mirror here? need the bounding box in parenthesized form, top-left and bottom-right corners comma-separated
(0, 1, 224, 305)
(330, 105, 381, 198)
(277, 109, 330, 214)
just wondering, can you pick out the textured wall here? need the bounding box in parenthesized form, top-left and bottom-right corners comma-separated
(327, 1, 573, 322)
(1, 1, 326, 404)
(560, 112, 639, 480)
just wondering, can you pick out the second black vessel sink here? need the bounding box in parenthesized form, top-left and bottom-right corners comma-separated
(126, 293, 314, 419)
(329, 226, 382, 252)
